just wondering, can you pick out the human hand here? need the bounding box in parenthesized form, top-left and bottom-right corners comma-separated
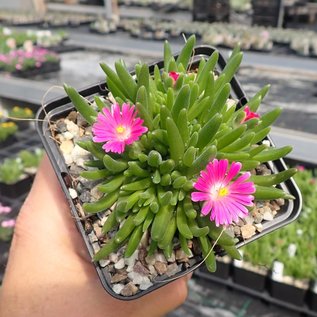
(0, 156, 190, 317)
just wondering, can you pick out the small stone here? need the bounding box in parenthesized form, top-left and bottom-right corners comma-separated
(263, 211, 274, 221)
(166, 263, 181, 277)
(125, 250, 139, 270)
(243, 215, 254, 225)
(55, 120, 67, 133)
(109, 253, 119, 263)
(154, 253, 167, 263)
(71, 144, 90, 161)
(88, 231, 98, 243)
(241, 224, 256, 239)
(133, 261, 150, 276)
(154, 261, 167, 275)
(128, 272, 151, 285)
(175, 249, 189, 263)
(99, 259, 110, 267)
(92, 242, 101, 253)
(65, 119, 80, 136)
(68, 188, 78, 199)
(69, 164, 85, 176)
(84, 221, 93, 234)
(138, 248, 147, 266)
(121, 282, 138, 297)
(276, 198, 285, 206)
(79, 191, 91, 203)
(64, 155, 73, 167)
(67, 111, 77, 122)
(90, 186, 103, 201)
(60, 140, 74, 155)
(93, 223, 103, 238)
(63, 131, 74, 140)
(145, 254, 156, 266)
(112, 284, 125, 294)
(254, 223, 263, 232)
(114, 258, 125, 270)
(111, 273, 128, 283)
(139, 280, 153, 291)
(253, 212, 263, 224)
(148, 265, 158, 278)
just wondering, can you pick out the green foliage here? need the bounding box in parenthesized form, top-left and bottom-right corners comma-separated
(9, 106, 34, 119)
(0, 121, 18, 142)
(64, 35, 295, 271)
(0, 158, 24, 184)
(243, 167, 317, 280)
(18, 148, 44, 168)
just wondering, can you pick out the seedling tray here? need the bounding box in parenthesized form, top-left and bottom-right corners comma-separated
(36, 45, 302, 300)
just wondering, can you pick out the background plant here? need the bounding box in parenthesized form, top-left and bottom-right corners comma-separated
(8, 106, 34, 119)
(0, 122, 18, 142)
(242, 167, 317, 280)
(0, 203, 15, 242)
(0, 158, 24, 185)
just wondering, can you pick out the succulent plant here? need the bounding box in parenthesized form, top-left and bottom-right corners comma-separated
(64, 35, 296, 272)
(0, 157, 24, 184)
(0, 121, 18, 142)
(9, 106, 34, 119)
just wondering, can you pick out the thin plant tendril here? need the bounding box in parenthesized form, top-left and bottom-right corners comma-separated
(154, 227, 226, 284)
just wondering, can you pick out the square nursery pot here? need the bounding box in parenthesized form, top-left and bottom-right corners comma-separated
(0, 176, 34, 199)
(307, 280, 317, 312)
(36, 45, 302, 300)
(232, 261, 268, 292)
(268, 276, 309, 307)
(12, 61, 61, 78)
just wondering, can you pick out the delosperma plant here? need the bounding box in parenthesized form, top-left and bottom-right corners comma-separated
(63, 35, 297, 272)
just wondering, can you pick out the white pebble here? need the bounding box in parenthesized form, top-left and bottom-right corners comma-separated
(68, 188, 78, 199)
(113, 284, 125, 294)
(263, 211, 274, 221)
(114, 258, 125, 270)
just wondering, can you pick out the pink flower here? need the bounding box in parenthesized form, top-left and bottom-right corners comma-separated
(191, 159, 255, 226)
(0, 204, 11, 214)
(169, 71, 179, 83)
(92, 103, 148, 154)
(297, 165, 305, 171)
(242, 106, 260, 123)
(1, 219, 15, 228)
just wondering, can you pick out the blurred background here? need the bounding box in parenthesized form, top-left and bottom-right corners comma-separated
(0, 1, 317, 316)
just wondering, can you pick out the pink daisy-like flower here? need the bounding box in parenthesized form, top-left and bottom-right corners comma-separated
(191, 159, 256, 227)
(1, 219, 15, 228)
(242, 106, 260, 123)
(169, 71, 180, 83)
(92, 103, 148, 154)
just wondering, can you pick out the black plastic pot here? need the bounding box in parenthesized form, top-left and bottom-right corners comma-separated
(0, 176, 34, 199)
(36, 45, 302, 300)
(307, 281, 317, 312)
(233, 265, 267, 292)
(12, 61, 61, 78)
(269, 277, 309, 307)
(0, 135, 17, 149)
